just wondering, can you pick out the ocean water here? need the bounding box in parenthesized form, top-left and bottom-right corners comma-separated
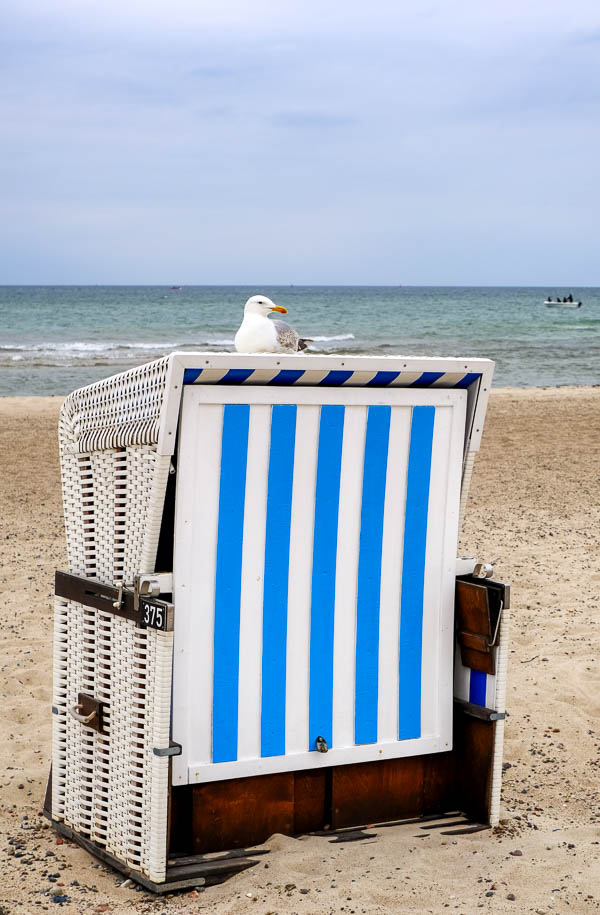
(0, 285, 598, 395)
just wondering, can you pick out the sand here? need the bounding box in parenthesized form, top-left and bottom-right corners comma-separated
(1, 387, 599, 914)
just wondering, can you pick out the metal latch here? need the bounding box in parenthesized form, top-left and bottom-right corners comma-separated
(153, 741, 182, 757)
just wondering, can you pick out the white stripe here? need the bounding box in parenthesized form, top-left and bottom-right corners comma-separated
(332, 405, 366, 749)
(421, 399, 465, 744)
(453, 646, 471, 702)
(293, 369, 333, 385)
(389, 372, 423, 385)
(431, 372, 465, 387)
(193, 368, 232, 383)
(485, 671, 495, 709)
(285, 405, 320, 755)
(244, 368, 281, 384)
(172, 401, 223, 780)
(377, 405, 411, 743)
(344, 371, 379, 386)
(420, 406, 452, 738)
(237, 405, 270, 760)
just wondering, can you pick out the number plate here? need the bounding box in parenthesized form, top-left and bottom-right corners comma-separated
(140, 597, 174, 632)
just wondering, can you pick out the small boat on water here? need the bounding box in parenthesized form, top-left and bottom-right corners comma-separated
(544, 299, 582, 308)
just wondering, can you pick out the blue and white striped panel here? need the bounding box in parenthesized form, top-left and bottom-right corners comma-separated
(173, 391, 464, 782)
(453, 645, 497, 709)
(183, 367, 482, 389)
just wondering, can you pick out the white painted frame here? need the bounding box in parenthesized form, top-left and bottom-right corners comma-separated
(172, 385, 466, 785)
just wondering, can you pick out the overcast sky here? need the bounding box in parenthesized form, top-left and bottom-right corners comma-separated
(2, 0, 599, 284)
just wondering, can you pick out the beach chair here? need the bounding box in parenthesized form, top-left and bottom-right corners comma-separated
(46, 352, 510, 891)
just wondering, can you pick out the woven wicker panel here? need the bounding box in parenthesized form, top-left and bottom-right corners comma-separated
(58, 356, 170, 454)
(54, 361, 174, 883)
(52, 598, 173, 882)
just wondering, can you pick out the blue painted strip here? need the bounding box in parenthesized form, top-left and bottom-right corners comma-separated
(308, 405, 345, 751)
(261, 405, 297, 757)
(455, 372, 482, 388)
(355, 406, 391, 745)
(366, 371, 400, 387)
(268, 369, 305, 385)
(469, 669, 487, 706)
(183, 368, 203, 384)
(318, 370, 354, 386)
(410, 372, 445, 387)
(398, 405, 435, 740)
(212, 404, 250, 763)
(218, 368, 255, 384)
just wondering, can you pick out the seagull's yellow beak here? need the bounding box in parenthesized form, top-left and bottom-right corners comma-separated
(271, 304, 287, 314)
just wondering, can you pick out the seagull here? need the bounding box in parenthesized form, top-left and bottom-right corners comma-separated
(234, 295, 309, 354)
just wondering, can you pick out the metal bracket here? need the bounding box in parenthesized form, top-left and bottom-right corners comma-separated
(134, 573, 173, 613)
(153, 742, 182, 758)
(455, 698, 506, 722)
(473, 562, 494, 579)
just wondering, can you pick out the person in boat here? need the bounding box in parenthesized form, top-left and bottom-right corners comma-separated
(563, 296, 568, 302)
(548, 296, 553, 302)
(567, 294, 573, 302)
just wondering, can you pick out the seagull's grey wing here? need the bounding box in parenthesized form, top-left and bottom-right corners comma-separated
(272, 319, 303, 352)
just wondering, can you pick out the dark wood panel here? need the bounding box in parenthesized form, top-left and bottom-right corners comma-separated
(423, 750, 457, 814)
(331, 756, 424, 829)
(454, 715, 495, 823)
(191, 772, 295, 854)
(293, 769, 329, 834)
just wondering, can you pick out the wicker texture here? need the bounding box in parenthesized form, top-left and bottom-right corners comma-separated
(59, 357, 170, 454)
(489, 606, 510, 826)
(53, 360, 174, 883)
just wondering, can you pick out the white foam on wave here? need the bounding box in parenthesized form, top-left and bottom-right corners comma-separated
(309, 333, 355, 342)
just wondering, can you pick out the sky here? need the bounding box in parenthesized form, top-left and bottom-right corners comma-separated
(1, 0, 600, 285)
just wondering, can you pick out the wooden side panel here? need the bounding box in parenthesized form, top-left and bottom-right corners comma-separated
(191, 773, 294, 854)
(454, 715, 495, 823)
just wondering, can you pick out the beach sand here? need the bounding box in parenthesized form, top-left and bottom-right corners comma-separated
(1, 388, 599, 914)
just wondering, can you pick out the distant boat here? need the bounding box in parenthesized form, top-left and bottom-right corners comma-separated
(545, 298, 582, 308)
(170, 286, 183, 291)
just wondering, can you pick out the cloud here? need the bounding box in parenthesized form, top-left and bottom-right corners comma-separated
(271, 111, 357, 128)
(1, 0, 600, 282)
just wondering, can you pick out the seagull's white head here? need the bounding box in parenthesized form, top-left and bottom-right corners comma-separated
(244, 294, 287, 317)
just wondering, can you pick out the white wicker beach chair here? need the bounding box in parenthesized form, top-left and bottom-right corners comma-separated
(48, 352, 509, 891)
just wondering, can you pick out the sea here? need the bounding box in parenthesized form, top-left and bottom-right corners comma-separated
(0, 285, 598, 396)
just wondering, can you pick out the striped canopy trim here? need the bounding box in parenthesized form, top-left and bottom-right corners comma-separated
(182, 367, 482, 388)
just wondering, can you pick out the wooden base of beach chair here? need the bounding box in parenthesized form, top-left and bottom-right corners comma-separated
(44, 701, 498, 892)
(167, 702, 499, 858)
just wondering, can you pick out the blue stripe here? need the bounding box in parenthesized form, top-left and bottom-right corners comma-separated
(366, 371, 400, 387)
(308, 405, 345, 751)
(469, 669, 487, 706)
(398, 406, 435, 740)
(268, 369, 306, 385)
(212, 404, 250, 763)
(183, 368, 203, 384)
(410, 372, 445, 387)
(455, 372, 482, 388)
(355, 406, 391, 745)
(318, 370, 354, 386)
(261, 405, 297, 757)
(219, 368, 255, 384)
